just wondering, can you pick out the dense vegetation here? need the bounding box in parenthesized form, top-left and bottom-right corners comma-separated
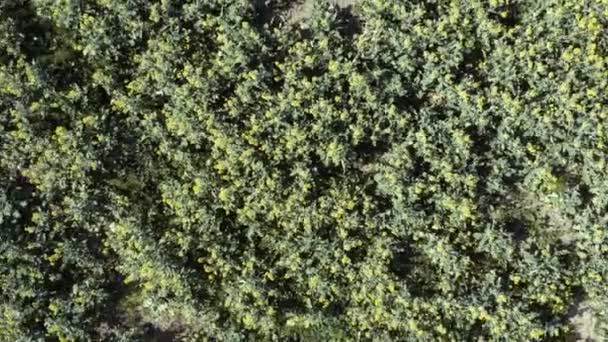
(1, 0, 607, 340)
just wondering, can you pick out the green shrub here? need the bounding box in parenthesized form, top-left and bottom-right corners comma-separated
(1, 0, 607, 340)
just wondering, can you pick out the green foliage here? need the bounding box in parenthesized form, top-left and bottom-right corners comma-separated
(2, 0, 608, 340)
